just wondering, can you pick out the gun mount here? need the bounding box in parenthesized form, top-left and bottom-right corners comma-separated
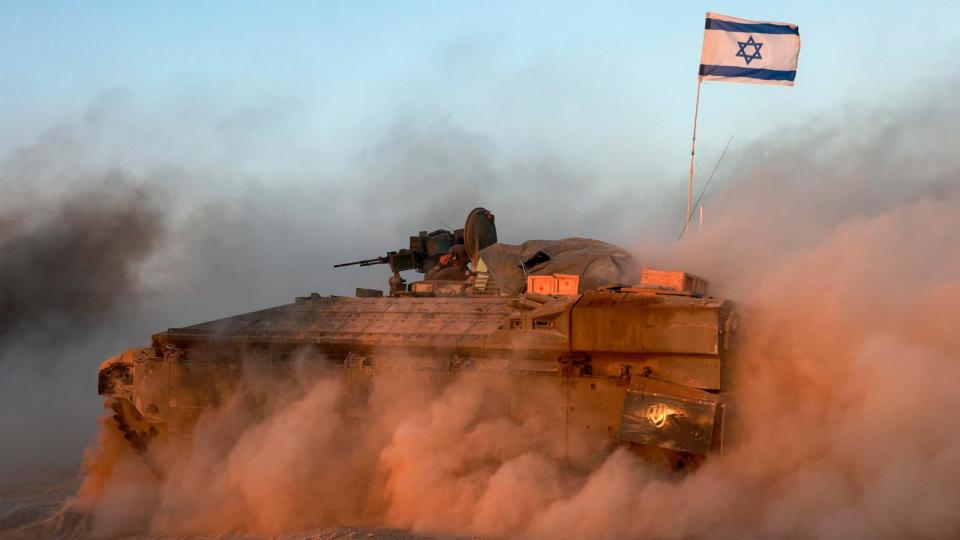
(335, 207, 497, 295)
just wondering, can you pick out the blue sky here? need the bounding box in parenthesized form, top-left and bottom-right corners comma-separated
(2, 1, 959, 193)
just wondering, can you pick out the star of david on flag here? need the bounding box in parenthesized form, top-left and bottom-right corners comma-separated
(699, 12, 800, 86)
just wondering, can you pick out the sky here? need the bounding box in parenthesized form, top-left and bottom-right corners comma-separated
(3, 0, 958, 199)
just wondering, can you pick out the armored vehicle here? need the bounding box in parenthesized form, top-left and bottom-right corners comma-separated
(99, 208, 735, 471)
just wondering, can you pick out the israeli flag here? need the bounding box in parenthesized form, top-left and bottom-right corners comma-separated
(699, 12, 800, 86)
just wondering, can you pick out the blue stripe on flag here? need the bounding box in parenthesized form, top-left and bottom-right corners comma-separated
(699, 64, 797, 81)
(705, 18, 799, 35)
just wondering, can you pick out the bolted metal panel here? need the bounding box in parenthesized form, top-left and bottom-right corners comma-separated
(570, 291, 723, 355)
(160, 296, 516, 344)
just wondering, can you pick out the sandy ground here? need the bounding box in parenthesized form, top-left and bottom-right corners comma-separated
(0, 474, 78, 539)
(0, 475, 463, 540)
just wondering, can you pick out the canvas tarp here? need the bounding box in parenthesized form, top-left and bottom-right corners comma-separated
(478, 238, 639, 295)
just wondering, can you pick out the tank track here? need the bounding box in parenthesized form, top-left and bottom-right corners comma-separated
(108, 398, 162, 476)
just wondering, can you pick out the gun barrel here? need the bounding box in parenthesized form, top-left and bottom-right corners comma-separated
(334, 256, 388, 268)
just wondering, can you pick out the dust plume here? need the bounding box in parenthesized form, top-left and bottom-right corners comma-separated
(68, 86, 960, 539)
(72, 368, 577, 539)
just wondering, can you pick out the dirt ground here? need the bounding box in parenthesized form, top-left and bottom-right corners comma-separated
(0, 475, 78, 539)
(0, 475, 461, 540)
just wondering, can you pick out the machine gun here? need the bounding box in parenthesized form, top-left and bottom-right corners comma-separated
(335, 232, 455, 295)
(335, 249, 423, 295)
(334, 250, 420, 272)
(334, 208, 498, 296)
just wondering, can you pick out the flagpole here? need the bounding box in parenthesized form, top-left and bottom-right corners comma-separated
(685, 78, 702, 238)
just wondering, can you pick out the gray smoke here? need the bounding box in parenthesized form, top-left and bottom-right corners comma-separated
(0, 175, 163, 350)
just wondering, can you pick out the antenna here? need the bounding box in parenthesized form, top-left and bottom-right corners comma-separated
(677, 134, 734, 242)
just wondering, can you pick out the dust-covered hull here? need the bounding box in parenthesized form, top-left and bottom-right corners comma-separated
(99, 285, 735, 470)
